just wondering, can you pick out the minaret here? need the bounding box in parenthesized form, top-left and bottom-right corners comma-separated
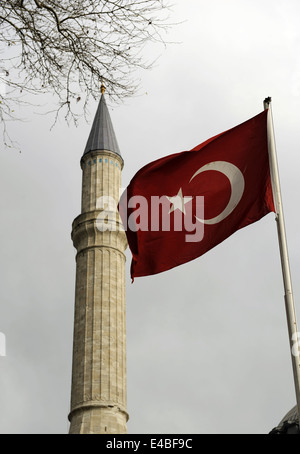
(68, 83, 128, 434)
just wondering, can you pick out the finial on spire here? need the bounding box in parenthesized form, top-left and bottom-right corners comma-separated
(101, 80, 106, 95)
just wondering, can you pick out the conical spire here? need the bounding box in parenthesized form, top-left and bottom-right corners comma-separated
(83, 85, 121, 156)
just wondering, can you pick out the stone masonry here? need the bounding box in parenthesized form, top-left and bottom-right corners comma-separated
(68, 95, 128, 434)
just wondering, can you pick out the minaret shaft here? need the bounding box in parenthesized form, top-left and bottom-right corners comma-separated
(69, 148, 128, 434)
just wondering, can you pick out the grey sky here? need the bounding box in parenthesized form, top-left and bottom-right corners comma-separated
(1, 0, 300, 434)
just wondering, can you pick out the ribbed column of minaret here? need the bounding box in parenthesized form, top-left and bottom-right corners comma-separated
(68, 150, 128, 434)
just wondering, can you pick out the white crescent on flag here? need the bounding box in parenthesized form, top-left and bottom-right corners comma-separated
(189, 161, 245, 225)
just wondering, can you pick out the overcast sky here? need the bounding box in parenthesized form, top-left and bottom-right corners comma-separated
(1, 0, 300, 434)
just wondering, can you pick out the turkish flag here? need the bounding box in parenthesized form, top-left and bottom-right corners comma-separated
(119, 109, 275, 280)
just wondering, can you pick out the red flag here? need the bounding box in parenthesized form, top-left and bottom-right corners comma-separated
(119, 110, 275, 280)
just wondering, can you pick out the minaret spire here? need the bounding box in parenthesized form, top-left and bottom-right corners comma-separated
(68, 87, 128, 434)
(83, 87, 121, 158)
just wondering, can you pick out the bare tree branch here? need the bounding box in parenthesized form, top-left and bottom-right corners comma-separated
(0, 0, 173, 149)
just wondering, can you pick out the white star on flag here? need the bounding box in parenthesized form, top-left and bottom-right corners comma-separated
(167, 188, 193, 214)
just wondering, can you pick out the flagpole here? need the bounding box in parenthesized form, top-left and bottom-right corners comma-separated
(263, 97, 300, 424)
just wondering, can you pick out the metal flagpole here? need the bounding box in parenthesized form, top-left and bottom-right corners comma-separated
(263, 97, 300, 423)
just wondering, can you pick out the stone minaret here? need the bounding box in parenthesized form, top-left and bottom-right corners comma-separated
(68, 84, 128, 434)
